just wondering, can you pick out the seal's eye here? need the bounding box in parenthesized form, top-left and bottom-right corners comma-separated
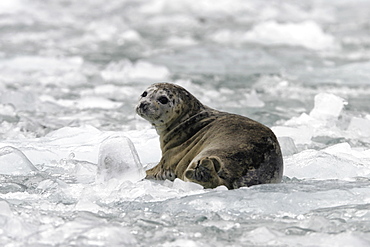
(141, 91, 148, 97)
(158, 96, 169, 104)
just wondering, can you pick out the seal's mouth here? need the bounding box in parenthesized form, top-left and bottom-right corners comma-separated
(136, 101, 150, 116)
(136, 101, 157, 123)
(135, 103, 146, 117)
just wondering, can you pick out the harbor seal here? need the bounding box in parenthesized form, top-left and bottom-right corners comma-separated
(136, 83, 283, 189)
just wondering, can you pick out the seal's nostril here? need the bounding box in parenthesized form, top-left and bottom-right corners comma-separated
(140, 102, 149, 110)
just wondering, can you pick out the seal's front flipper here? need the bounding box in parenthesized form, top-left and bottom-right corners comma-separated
(185, 156, 223, 188)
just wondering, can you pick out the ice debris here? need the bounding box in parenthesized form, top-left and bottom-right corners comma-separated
(97, 136, 145, 183)
(309, 93, 346, 120)
(0, 104, 18, 122)
(0, 200, 12, 216)
(243, 20, 337, 50)
(101, 59, 170, 83)
(0, 56, 83, 72)
(0, 146, 37, 175)
(272, 93, 347, 145)
(172, 178, 204, 191)
(347, 116, 370, 138)
(284, 143, 370, 179)
(278, 137, 298, 156)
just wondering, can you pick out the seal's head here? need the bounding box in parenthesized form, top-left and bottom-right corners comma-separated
(136, 83, 204, 133)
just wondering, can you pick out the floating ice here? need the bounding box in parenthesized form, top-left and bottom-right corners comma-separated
(347, 116, 370, 138)
(0, 200, 38, 240)
(241, 227, 283, 245)
(0, 126, 159, 174)
(309, 93, 346, 120)
(119, 29, 142, 42)
(0, 146, 37, 175)
(86, 21, 119, 41)
(55, 96, 123, 110)
(124, 60, 170, 81)
(97, 136, 145, 183)
(298, 61, 370, 85)
(166, 36, 198, 46)
(243, 21, 336, 50)
(277, 136, 298, 156)
(75, 199, 103, 213)
(284, 143, 370, 179)
(0, 56, 83, 72)
(242, 90, 265, 108)
(162, 239, 199, 247)
(172, 178, 204, 191)
(240, 226, 370, 247)
(0, 104, 18, 122)
(12, 125, 104, 166)
(210, 21, 338, 50)
(25, 212, 137, 246)
(272, 93, 347, 145)
(272, 125, 313, 145)
(0, 91, 39, 111)
(101, 59, 170, 83)
(124, 128, 161, 166)
(76, 224, 137, 246)
(0, 200, 12, 216)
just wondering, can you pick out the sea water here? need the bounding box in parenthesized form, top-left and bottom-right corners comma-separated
(1, 0, 370, 246)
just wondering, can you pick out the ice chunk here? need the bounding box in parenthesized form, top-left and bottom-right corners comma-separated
(119, 29, 142, 42)
(0, 104, 18, 122)
(0, 56, 83, 72)
(0, 200, 12, 216)
(166, 36, 198, 46)
(73, 160, 97, 184)
(172, 178, 204, 191)
(209, 29, 238, 44)
(29, 212, 135, 245)
(272, 93, 347, 145)
(101, 59, 170, 83)
(347, 116, 370, 138)
(284, 143, 370, 179)
(125, 60, 170, 81)
(97, 136, 145, 183)
(55, 96, 123, 110)
(162, 239, 199, 247)
(124, 128, 161, 166)
(79, 224, 137, 246)
(243, 20, 336, 50)
(300, 215, 335, 233)
(240, 226, 369, 246)
(309, 93, 346, 120)
(0, 146, 37, 175)
(0, 91, 38, 111)
(0, 200, 38, 239)
(272, 125, 313, 145)
(75, 199, 102, 213)
(45, 125, 102, 140)
(86, 21, 118, 41)
(242, 227, 283, 244)
(36, 179, 57, 192)
(277, 137, 298, 156)
(243, 90, 265, 108)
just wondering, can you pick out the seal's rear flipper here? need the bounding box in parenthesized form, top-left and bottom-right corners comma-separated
(185, 157, 223, 188)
